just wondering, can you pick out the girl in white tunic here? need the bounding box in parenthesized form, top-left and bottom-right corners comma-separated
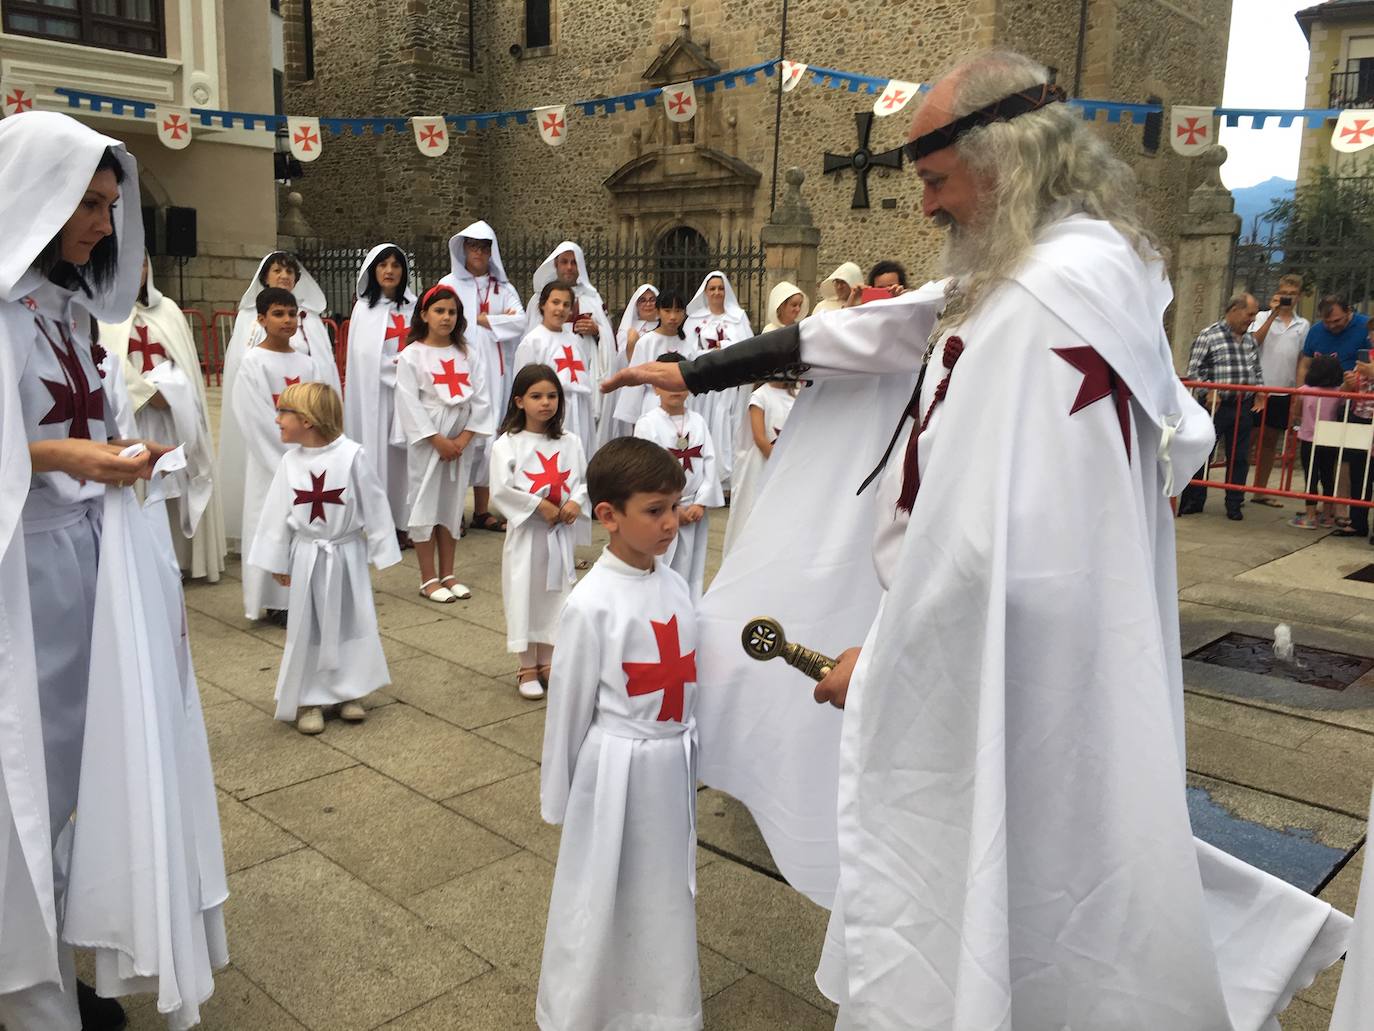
(343, 244, 416, 535)
(633, 354, 723, 600)
(612, 290, 695, 430)
(538, 437, 700, 1031)
(683, 272, 754, 492)
(489, 364, 589, 700)
(218, 252, 338, 548)
(514, 283, 596, 458)
(721, 381, 797, 556)
(394, 285, 494, 603)
(249, 383, 401, 735)
(597, 283, 656, 447)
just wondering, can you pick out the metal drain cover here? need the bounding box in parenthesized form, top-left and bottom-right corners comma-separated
(1185, 632, 1374, 691)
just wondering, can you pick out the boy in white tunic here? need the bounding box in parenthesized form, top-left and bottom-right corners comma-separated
(232, 288, 319, 623)
(489, 364, 589, 700)
(634, 353, 722, 600)
(538, 437, 700, 1031)
(249, 383, 401, 734)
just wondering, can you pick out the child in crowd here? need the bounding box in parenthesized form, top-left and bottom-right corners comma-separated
(612, 289, 693, 430)
(515, 282, 596, 458)
(633, 352, 722, 599)
(1291, 354, 1345, 530)
(597, 283, 657, 446)
(489, 364, 589, 699)
(723, 379, 799, 556)
(538, 437, 700, 1031)
(394, 285, 494, 602)
(248, 383, 401, 734)
(232, 287, 319, 624)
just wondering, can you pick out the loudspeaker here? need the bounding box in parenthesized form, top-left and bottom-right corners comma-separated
(166, 206, 197, 259)
(141, 205, 159, 255)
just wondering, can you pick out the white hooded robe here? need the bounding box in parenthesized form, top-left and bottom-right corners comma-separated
(633, 406, 722, 600)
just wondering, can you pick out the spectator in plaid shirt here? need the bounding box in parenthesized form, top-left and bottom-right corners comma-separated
(1179, 294, 1261, 520)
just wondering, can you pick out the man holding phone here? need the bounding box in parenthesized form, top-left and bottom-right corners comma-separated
(1248, 274, 1309, 507)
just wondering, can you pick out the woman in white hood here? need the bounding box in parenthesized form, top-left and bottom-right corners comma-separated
(811, 261, 863, 314)
(683, 270, 755, 492)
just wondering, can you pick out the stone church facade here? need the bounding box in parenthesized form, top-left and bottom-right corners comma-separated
(279, 0, 1230, 303)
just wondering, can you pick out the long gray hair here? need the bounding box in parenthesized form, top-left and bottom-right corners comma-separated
(936, 50, 1162, 323)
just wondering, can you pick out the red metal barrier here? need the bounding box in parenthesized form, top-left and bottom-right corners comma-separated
(1181, 380, 1374, 509)
(209, 309, 239, 385)
(199, 309, 350, 395)
(321, 317, 348, 393)
(181, 308, 220, 387)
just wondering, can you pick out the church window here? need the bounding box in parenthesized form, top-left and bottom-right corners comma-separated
(1142, 95, 1163, 156)
(2, 0, 165, 57)
(525, 0, 551, 49)
(656, 227, 710, 299)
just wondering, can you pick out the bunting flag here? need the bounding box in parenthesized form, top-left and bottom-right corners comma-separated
(156, 107, 193, 150)
(1169, 105, 1214, 156)
(412, 115, 449, 156)
(2, 80, 36, 118)
(781, 61, 808, 93)
(662, 81, 697, 123)
(1332, 109, 1374, 153)
(287, 115, 322, 162)
(873, 79, 919, 117)
(535, 105, 568, 146)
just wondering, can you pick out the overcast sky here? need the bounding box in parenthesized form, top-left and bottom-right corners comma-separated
(1218, 0, 1311, 188)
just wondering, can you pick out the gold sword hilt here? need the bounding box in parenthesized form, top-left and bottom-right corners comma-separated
(741, 616, 838, 682)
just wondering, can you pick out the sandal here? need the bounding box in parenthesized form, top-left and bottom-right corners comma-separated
(1252, 497, 1284, 508)
(537, 664, 552, 688)
(517, 667, 545, 700)
(1333, 527, 1364, 537)
(419, 577, 456, 603)
(574, 558, 590, 571)
(1289, 514, 1319, 529)
(1337, 518, 1353, 529)
(470, 512, 507, 532)
(439, 575, 472, 600)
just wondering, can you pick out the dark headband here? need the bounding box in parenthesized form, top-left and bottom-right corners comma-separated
(902, 82, 1067, 162)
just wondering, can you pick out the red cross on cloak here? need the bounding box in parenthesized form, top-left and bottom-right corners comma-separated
(293, 470, 346, 523)
(703, 329, 727, 351)
(669, 443, 703, 473)
(526, 450, 570, 506)
(554, 344, 585, 383)
(128, 324, 167, 373)
(384, 312, 409, 352)
(622, 615, 696, 722)
(272, 375, 301, 407)
(37, 322, 104, 438)
(431, 357, 471, 398)
(1051, 346, 1133, 459)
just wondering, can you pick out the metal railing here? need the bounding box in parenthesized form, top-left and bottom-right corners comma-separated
(1330, 69, 1374, 110)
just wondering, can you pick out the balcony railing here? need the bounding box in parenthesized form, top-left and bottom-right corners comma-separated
(1330, 69, 1374, 109)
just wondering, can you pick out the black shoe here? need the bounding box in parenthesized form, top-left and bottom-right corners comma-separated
(1177, 505, 1203, 516)
(265, 608, 289, 628)
(1226, 510, 1243, 521)
(78, 980, 126, 1031)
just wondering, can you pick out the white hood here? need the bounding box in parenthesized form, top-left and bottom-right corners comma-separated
(447, 220, 511, 286)
(686, 269, 747, 323)
(354, 243, 417, 306)
(531, 240, 602, 304)
(765, 281, 808, 327)
(236, 252, 327, 315)
(818, 262, 863, 301)
(617, 283, 658, 339)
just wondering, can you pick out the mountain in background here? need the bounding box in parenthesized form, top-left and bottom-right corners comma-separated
(1230, 176, 1296, 239)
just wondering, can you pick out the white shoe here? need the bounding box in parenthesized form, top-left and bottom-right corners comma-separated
(440, 576, 472, 600)
(419, 578, 455, 603)
(339, 700, 366, 721)
(518, 678, 545, 700)
(296, 706, 324, 734)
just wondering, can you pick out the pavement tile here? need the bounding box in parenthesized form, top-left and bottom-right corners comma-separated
(472, 709, 548, 763)
(375, 970, 537, 1030)
(217, 789, 303, 874)
(320, 702, 534, 800)
(1186, 774, 1366, 852)
(387, 617, 517, 679)
(1294, 958, 1344, 1012)
(374, 590, 450, 632)
(198, 678, 237, 708)
(442, 770, 563, 864)
(124, 966, 306, 1030)
(1179, 580, 1370, 626)
(1278, 996, 1335, 1031)
(227, 849, 487, 1031)
(702, 974, 834, 1031)
(1298, 726, 1374, 792)
(1237, 538, 1374, 602)
(1184, 694, 1325, 750)
(699, 943, 748, 1002)
(246, 766, 519, 900)
(697, 788, 780, 877)
(384, 651, 542, 730)
(1320, 844, 1365, 917)
(407, 850, 555, 991)
(204, 699, 357, 800)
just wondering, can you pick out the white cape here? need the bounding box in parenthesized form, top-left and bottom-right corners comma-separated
(1330, 782, 1374, 1029)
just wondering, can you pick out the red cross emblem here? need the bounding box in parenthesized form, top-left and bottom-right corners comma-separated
(526, 450, 570, 506)
(38, 329, 105, 439)
(384, 312, 409, 352)
(669, 443, 703, 473)
(292, 125, 319, 151)
(22, 296, 38, 311)
(667, 91, 693, 117)
(1341, 118, 1374, 145)
(128, 324, 167, 373)
(162, 113, 189, 139)
(5, 87, 33, 113)
(881, 89, 907, 110)
(418, 124, 445, 148)
(272, 375, 301, 407)
(541, 112, 565, 137)
(1052, 346, 1133, 459)
(1176, 117, 1208, 146)
(431, 357, 471, 398)
(704, 330, 726, 351)
(555, 344, 585, 383)
(622, 615, 696, 722)
(784, 65, 803, 86)
(293, 470, 346, 523)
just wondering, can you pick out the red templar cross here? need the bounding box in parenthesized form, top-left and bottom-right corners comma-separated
(292, 125, 319, 151)
(128, 324, 167, 373)
(385, 312, 409, 352)
(881, 89, 908, 110)
(669, 443, 703, 473)
(1176, 117, 1208, 146)
(623, 615, 696, 722)
(162, 113, 189, 140)
(542, 112, 565, 138)
(272, 375, 301, 407)
(432, 357, 471, 398)
(5, 87, 33, 113)
(1342, 118, 1374, 145)
(1052, 346, 1133, 459)
(293, 470, 346, 523)
(418, 124, 445, 148)
(667, 91, 694, 117)
(555, 344, 585, 383)
(526, 450, 570, 506)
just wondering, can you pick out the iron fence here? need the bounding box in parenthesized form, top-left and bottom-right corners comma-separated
(1230, 214, 1374, 314)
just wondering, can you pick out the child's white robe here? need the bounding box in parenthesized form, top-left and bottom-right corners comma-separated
(523, 241, 617, 399)
(1331, 780, 1374, 1028)
(612, 330, 699, 430)
(722, 384, 796, 557)
(514, 324, 596, 459)
(232, 346, 316, 617)
(344, 244, 416, 528)
(393, 342, 494, 539)
(247, 436, 401, 720)
(488, 430, 589, 653)
(599, 284, 657, 447)
(538, 548, 701, 1031)
(634, 407, 722, 599)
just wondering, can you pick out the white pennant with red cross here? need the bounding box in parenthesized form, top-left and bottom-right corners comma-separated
(662, 82, 697, 123)
(535, 105, 567, 147)
(1, 80, 37, 118)
(287, 116, 323, 162)
(412, 116, 449, 157)
(873, 79, 919, 117)
(1169, 106, 1214, 156)
(781, 61, 808, 93)
(157, 106, 193, 150)
(1332, 109, 1374, 153)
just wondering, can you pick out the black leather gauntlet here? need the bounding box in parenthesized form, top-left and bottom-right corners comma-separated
(680, 323, 809, 394)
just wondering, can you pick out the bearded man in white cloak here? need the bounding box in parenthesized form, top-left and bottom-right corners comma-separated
(605, 50, 1350, 1031)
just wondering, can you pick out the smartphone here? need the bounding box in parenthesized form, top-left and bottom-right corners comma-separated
(1359, 349, 1371, 364)
(1280, 296, 1294, 307)
(860, 286, 895, 304)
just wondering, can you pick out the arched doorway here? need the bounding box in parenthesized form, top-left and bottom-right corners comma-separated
(655, 226, 710, 300)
